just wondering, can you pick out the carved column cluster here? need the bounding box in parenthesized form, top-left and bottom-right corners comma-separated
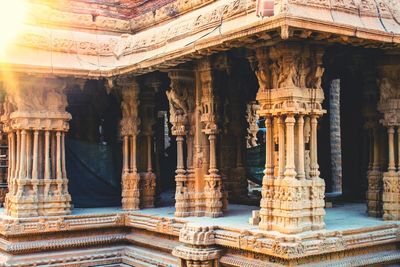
(167, 60, 225, 218)
(139, 77, 159, 209)
(377, 56, 400, 220)
(362, 68, 384, 218)
(172, 224, 220, 267)
(199, 59, 223, 218)
(119, 78, 141, 211)
(256, 43, 326, 234)
(2, 77, 71, 217)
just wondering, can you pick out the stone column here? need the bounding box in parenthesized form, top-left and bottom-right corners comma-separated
(167, 70, 194, 217)
(2, 77, 71, 218)
(366, 126, 383, 217)
(329, 79, 342, 194)
(119, 78, 141, 211)
(140, 78, 160, 209)
(259, 115, 274, 230)
(377, 57, 400, 221)
(284, 115, 297, 179)
(297, 115, 305, 180)
(199, 58, 223, 218)
(256, 43, 326, 234)
(361, 65, 383, 217)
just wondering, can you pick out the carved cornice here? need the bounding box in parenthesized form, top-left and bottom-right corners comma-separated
(26, 3, 130, 33)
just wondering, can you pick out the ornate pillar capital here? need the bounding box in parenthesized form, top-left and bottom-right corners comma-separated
(166, 69, 195, 136)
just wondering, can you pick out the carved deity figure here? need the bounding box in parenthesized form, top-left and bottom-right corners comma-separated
(121, 89, 139, 119)
(166, 87, 188, 118)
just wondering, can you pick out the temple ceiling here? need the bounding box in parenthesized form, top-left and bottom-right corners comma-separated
(1, 0, 400, 78)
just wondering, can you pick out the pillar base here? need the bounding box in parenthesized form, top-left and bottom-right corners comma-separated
(382, 171, 400, 220)
(204, 174, 223, 218)
(366, 170, 383, 217)
(5, 178, 71, 218)
(259, 177, 325, 234)
(140, 172, 156, 209)
(122, 172, 141, 211)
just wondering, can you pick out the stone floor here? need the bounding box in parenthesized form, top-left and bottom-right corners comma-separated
(68, 202, 398, 233)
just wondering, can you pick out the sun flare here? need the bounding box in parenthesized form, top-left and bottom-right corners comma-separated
(0, 0, 28, 52)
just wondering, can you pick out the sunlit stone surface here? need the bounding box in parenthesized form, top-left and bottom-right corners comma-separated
(0, 0, 399, 266)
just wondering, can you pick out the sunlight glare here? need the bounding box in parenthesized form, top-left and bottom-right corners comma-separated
(0, 0, 28, 52)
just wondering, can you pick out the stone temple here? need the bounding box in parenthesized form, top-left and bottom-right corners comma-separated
(0, 0, 399, 266)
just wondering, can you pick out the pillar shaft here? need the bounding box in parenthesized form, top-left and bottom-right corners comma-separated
(278, 116, 285, 178)
(330, 79, 342, 193)
(387, 127, 395, 172)
(310, 115, 320, 178)
(284, 115, 296, 179)
(297, 115, 305, 179)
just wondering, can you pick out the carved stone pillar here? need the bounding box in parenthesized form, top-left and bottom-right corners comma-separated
(199, 58, 223, 218)
(119, 78, 141, 211)
(166, 70, 195, 217)
(2, 77, 71, 217)
(256, 43, 326, 234)
(140, 77, 160, 209)
(377, 56, 400, 220)
(362, 68, 383, 217)
(172, 224, 220, 267)
(259, 115, 274, 230)
(329, 79, 342, 194)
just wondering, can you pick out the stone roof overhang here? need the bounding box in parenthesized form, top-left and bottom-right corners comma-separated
(1, 0, 400, 79)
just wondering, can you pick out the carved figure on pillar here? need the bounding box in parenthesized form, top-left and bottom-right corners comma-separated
(119, 77, 141, 211)
(255, 43, 326, 234)
(2, 77, 71, 218)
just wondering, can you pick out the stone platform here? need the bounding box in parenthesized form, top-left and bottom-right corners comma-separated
(0, 203, 398, 266)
